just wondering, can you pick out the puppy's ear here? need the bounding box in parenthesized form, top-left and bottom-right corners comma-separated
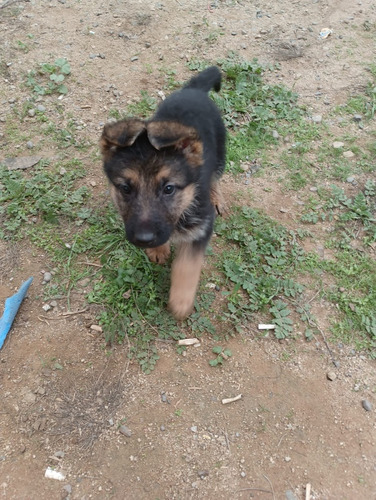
(100, 119, 146, 152)
(147, 121, 203, 167)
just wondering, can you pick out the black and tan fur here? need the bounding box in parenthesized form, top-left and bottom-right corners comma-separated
(101, 66, 226, 319)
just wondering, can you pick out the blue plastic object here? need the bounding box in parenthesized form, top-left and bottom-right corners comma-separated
(0, 277, 33, 349)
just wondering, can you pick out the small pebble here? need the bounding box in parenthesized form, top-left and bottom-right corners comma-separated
(346, 176, 355, 183)
(42, 304, 51, 312)
(36, 105, 46, 112)
(90, 325, 103, 333)
(26, 141, 34, 149)
(63, 484, 72, 494)
(198, 470, 209, 479)
(43, 272, 52, 283)
(333, 141, 344, 149)
(285, 456, 291, 462)
(272, 130, 279, 139)
(327, 371, 337, 381)
(285, 491, 298, 500)
(343, 150, 355, 158)
(50, 300, 58, 308)
(130, 56, 139, 62)
(190, 426, 198, 433)
(54, 450, 65, 458)
(353, 114, 362, 122)
(160, 425, 166, 431)
(309, 186, 318, 192)
(312, 114, 322, 123)
(28, 109, 36, 117)
(361, 399, 372, 412)
(161, 393, 167, 403)
(119, 425, 132, 437)
(240, 471, 246, 477)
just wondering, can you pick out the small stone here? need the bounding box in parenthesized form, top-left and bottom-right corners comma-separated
(231, 31, 237, 36)
(272, 130, 279, 139)
(60, 167, 67, 175)
(353, 114, 362, 122)
(119, 425, 132, 437)
(28, 109, 36, 117)
(285, 456, 291, 462)
(54, 450, 65, 458)
(89, 53, 97, 59)
(160, 425, 166, 431)
(42, 304, 51, 312)
(327, 371, 337, 381)
(26, 141, 34, 149)
(343, 150, 355, 158)
(240, 471, 246, 477)
(285, 491, 298, 500)
(333, 141, 344, 149)
(36, 105, 46, 112)
(346, 176, 355, 183)
(63, 484, 72, 494)
(130, 56, 139, 62)
(190, 426, 198, 433)
(90, 324, 103, 333)
(43, 272, 52, 283)
(312, 114, 322, 123)
(161, 393, 167, 403)
(50, 300, 58, 308)
(198, 470, 209, 479)
(108, 419, 114, 426)
(361, 399, 372, 412)
(309, 186, 318, 192)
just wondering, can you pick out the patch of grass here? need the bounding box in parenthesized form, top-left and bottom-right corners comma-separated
(215, 206, 307, 335)
(188, 54, 304, 172)
(300, 180, 376, 247)
(127, 90, 157, 117)
(301, 251, 376, 355)
(25, 57, 71, 95)
(0, 160, 88, 239)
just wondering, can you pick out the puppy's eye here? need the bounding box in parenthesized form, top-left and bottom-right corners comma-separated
(120, 183, 132, 195)
(163, 184, 175, 195)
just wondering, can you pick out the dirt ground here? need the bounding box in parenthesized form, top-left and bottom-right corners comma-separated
(1, 0, 375, 499)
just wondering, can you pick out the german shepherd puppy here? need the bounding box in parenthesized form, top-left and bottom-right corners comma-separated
(101, 66, 226, 319)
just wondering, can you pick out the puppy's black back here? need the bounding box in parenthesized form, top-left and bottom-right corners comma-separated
(151, 66, 226, 178)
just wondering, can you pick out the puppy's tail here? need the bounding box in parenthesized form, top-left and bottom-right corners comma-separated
(184, 66, 222, 93)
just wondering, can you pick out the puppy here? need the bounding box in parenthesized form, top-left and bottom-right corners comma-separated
(101, 66, 226, 319)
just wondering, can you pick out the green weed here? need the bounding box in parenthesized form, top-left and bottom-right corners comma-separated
(26, 57, 71, 95)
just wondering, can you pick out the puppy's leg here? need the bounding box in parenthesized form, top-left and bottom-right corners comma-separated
(145, 242, 171, 264)
(168, 242, 205, 320)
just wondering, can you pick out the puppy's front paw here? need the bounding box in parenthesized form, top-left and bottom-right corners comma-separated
(145, 243, 170, 264)
(168, 293, 195, 321)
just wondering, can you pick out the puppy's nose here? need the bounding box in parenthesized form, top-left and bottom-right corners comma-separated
(134, 229, 156, 246)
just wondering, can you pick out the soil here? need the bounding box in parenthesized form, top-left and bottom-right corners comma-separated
(1, 1, 375, 499)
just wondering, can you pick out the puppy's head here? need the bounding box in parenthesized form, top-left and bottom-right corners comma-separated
(101, 118, 203, 248)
